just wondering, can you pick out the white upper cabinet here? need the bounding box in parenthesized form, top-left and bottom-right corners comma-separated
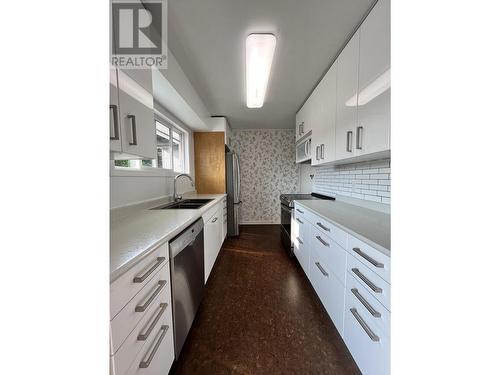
(296, 94, 313, 140)
(114, 70, 156, 160)
(335, 30, 360, 161)
(110, 66, 122, 152)
(357, 0, 391, 156)
(311, 61, 337, 165)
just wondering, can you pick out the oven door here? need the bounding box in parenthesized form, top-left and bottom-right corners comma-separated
(280, 203, 293, 255)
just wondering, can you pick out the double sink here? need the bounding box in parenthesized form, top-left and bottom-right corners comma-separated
(151, 198, 213, 210)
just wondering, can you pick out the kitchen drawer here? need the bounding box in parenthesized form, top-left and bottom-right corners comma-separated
(344, 298, 390, 375)
(346, 273, 390, 337)
(311, 226, 347, 286)
(113, 276, 173, 375)
(347, 254, 390, 311)
(111, 243, 168, 319)
(124, 310, 174, 375)
(111, 263, 171, 355)
(310, 246, 346, 336)
(293, 219, 310, 277)
(348, 235, 390, 284)
(297, 206, 348, 249)
(294, 211, 309, 246)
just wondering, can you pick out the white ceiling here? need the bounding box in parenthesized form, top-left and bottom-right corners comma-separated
(168, 0, 375, 129)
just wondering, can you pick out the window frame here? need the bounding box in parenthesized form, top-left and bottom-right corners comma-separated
(111, 110, 190, 177)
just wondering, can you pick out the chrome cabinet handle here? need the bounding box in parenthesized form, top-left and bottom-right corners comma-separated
(315, 146, 320, 160)
(351, 288, 381, 317)
(296, 209, 304, 214)
(110, 104, 119, 140)
(315, 262, 329, 277)
(320, 144, 325, 159)
(139, 325, 169, 368)
(350, 308, 380, 342)
(212, 217, 218, 223)
(137, 303, 168, 341)
(127, 114, 138, 145)
(135, 280, 167, 312)
(297, 237, 303, 245)
(351, 268, 382, 293)
(315, 235, 330, 247)
(296, 218, 304, 224)
(353, 247, 384, 268)
(133, 257, 166, 283)
(316, 222, 330, 232)
(346, 131, 353, 152)
(356, 126, 363, 150)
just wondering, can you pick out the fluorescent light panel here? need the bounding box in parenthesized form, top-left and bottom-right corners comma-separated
(345, 68, 391, 107)
(246, 34, 276, 108)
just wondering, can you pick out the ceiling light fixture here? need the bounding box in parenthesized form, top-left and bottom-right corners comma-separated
(345, 68, 391, 107)
(246, 34, 276, 108)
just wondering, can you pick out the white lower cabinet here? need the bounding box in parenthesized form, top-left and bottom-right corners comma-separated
(110, 243, 175, 375)
(293, 212, 310, 277)
(203, 200, 225, 283)
(344, 281, 390, 375)
(310, 246, 346, 336)
(294, 203, 390, 374)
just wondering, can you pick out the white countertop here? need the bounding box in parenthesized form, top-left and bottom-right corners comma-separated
(295, 198, 390, 256)
(110, 193, 226, 283)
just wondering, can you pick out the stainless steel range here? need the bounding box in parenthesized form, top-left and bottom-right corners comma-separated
(280, 193, 335, 256)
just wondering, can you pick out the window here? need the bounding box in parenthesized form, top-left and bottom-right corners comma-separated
(113, 117, 187, 173)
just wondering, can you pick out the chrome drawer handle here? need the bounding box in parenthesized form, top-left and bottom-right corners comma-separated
(316, 222, 330, 232)
(138, 303, 168, 341)
(296, 209, 304, 214)
(212, 217, 218, 223)
(297, 237, 303, 245)
(296, 218, 304, 224)
(316, 235, 330, 247)
(127, 114, 138, 145)
(353, 247, 384, 268)
(351, 288, 381, 318)
(352, 268, 382, 293)
(110, 105, 119, 140)
(133, 257, 166, 283)
(315, 262, 329, 277)
(135, 280, 167, 312)
(350, 308, 380, 342)
(139, 325, 169, 368)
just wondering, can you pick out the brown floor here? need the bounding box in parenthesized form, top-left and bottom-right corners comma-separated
(171, 225, 360, 375)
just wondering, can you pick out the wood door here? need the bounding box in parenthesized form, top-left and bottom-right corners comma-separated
(194, 132, 226, 193)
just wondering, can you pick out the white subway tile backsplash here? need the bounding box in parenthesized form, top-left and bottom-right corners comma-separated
(312, 158, 390, 205)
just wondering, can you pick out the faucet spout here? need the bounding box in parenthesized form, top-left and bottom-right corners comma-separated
(173, 174, 194, 201)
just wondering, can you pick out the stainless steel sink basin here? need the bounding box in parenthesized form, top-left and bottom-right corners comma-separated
(151, 199, 213, 210)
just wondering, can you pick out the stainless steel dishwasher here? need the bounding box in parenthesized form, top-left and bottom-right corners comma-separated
(169, 218, 205, 359)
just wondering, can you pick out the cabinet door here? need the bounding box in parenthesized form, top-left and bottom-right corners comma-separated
(357, 0, 390, 156)
(335, 31, 359, 161)
(204, 212, 221, 283)
(311, 61, 337, 165)
(117, 70, 156, 159)
(110, 66, 122, 152)
(310, 246, 346, 336)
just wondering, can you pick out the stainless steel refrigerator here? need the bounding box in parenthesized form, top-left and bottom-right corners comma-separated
(225, 148, 241, 236)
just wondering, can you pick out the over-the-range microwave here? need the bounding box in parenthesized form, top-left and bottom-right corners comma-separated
(296, 134, 311, 163)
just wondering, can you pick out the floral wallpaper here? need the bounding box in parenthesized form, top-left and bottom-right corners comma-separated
(229, 129, 299, 224)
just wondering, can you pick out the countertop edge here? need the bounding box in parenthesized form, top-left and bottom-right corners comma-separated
(110, 194, 226, 283)
(294, 200, 390, 257)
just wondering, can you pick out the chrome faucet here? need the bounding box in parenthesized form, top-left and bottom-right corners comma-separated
(173, 173, 194, 201)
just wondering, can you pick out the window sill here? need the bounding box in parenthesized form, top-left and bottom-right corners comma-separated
(111, 167, 188, 177)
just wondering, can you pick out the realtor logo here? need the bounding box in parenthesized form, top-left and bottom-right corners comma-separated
(111, 0, 167, 69)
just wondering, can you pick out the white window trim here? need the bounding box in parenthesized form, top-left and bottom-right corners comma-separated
(111, 109, 191, 177)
